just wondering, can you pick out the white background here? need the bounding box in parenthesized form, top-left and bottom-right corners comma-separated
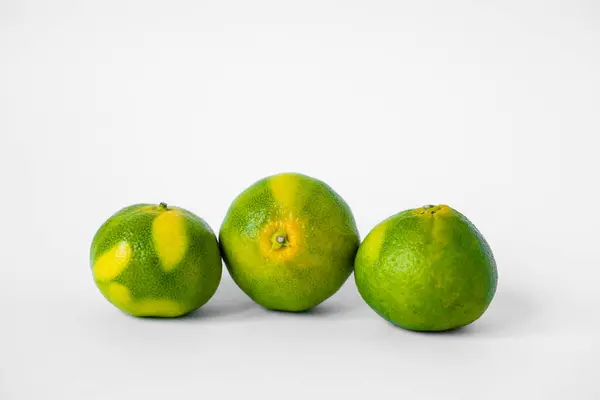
(1, 1, 599, 399)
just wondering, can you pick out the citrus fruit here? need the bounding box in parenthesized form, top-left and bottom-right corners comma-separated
(90, 202, 222, 317)
(355, 204, 497, 331)
(219, 172, 360, 312)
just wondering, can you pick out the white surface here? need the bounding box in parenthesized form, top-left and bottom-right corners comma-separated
(1, 1, 599, 399)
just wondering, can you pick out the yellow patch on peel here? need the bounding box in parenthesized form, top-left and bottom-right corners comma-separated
(107, 283, 133, 305)
(431, 206, 453, 246)
(433, 204, 451, 216)
(132, 299, 184, 317)
(152, 210, 188, 272)
(412, 204, 451, 216)
(103, 284, 183, 317)
(362, 222, 387, 263)
(93, 241, 133, 282)
(269, 173, 301, 211)
(411, 205, 453, 246)
(259, 214, 304, 264)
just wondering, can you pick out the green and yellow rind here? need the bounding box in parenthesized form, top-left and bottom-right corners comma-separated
(219, 172, 360, 312)
(355, 205, 497, 331)
(90, 204, 222, 317)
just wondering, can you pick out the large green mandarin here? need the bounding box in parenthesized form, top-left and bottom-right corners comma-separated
(219, 173, 360, 312)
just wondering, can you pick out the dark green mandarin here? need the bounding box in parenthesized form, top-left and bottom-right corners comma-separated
(355, 205, 497, 331)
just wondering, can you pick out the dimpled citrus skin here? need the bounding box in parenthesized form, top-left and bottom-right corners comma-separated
(355, 205, 497, 331)
(219, 173, 360, 312)
(90, 203, 222, 317)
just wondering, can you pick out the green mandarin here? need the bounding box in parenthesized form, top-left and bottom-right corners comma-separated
(219, 173, 360, 312)
(355, 205, 497, 331)
(90, 203, 222, 317)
